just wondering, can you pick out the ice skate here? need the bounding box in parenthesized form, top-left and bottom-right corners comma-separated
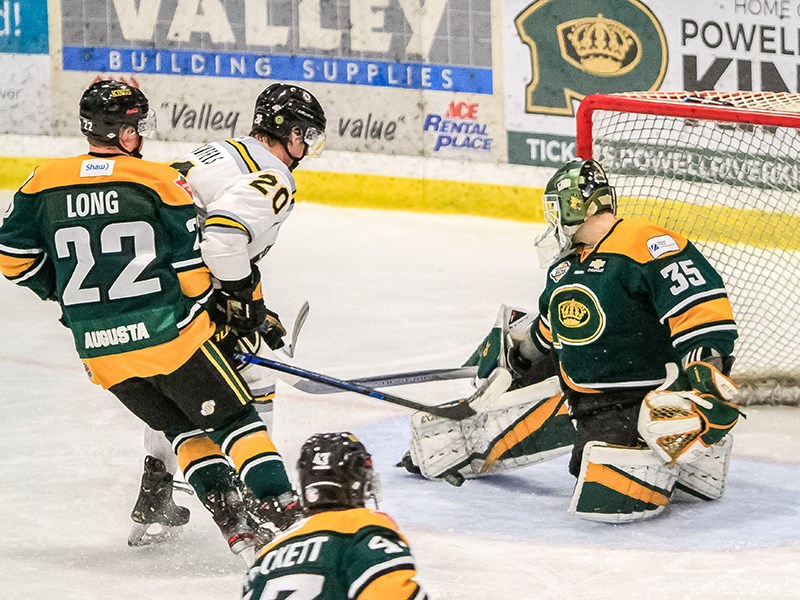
(128, 456, 191, 547)
(246, 491, 301, 549)
(202, 488, 257, 565)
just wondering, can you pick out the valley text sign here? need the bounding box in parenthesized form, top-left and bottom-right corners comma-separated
(60, 0, 493, 94)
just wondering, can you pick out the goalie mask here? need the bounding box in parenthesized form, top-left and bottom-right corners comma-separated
(252, 83, 327, 164)
(79, 80, 156, 157)
(534, 159, 617, 266)
(297, 432, 379, 513)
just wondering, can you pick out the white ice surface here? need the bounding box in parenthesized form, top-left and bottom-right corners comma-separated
(1, 199, 798, 599)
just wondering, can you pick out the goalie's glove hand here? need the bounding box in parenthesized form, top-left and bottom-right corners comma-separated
(640, 361, 742, 464)
(215, 270, 267, 338)
(258, 307, 287, 350)
(684, 360, 743, 443)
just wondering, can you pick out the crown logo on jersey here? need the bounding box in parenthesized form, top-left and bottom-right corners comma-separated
(557, 14, 640, 76)
(558, 299, 590, 327)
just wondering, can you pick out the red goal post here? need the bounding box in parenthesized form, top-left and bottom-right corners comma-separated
(575, 91, 800, 405)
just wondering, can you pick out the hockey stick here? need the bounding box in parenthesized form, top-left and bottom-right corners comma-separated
(292, 365, 478, 395)
(277, 300, 309, 360)
(234, 353, 506, 420)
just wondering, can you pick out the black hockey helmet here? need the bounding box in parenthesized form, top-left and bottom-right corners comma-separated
(251, 83, 327, 157)
(297, 432, 378, 513)
(79, 80, 154, 145)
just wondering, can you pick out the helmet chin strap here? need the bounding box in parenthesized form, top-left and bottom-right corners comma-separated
(281, 139, 306, 171)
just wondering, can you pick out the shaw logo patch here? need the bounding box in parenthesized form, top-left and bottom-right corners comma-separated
(647, 234, 680, 259)
(80, 159, 115, 177)
(550, 260, 571, 282)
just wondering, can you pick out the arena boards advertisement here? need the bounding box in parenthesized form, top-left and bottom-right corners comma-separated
(503, 0, 800, 168)
(0, 0, 50, 134)
(52, 0, 506, 160)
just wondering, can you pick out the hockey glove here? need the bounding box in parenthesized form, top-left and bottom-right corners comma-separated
(215, 269, 267, 337)
(258, 307, 287, 350)
(639, 361, 741, 464)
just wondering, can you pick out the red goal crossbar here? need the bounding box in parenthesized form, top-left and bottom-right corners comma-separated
(576, 92, 800, 159)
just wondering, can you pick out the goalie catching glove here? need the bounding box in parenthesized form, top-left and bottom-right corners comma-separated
(639, 359, 742, 465)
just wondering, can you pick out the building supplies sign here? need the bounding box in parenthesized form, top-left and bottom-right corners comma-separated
(60, 0, 493, 94)
(0, 0, 50, 134)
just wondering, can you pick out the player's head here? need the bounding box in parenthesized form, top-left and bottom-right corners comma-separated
(251, 83, 327, 168)
(79, 80, 154, 158)
(534, 159, 617, 265)
(297, 432, 378, 514)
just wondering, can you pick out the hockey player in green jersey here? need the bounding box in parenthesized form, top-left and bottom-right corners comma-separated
(405, 159, 742, 522)
(243, 432, 429, 600)
(0, 80, 296, 558)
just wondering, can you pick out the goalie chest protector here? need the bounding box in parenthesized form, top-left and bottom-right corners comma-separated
(537, 218, 737, 393)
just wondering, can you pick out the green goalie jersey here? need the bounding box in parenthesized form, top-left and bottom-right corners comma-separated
(533, 218, 738, 395)
(0, 154, 216, 389)
(243, 507, 428, 600)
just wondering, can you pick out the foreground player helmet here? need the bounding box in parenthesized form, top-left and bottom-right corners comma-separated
(297, 432, 378, 512)
(79, 80, 155, 147)
(534, 159, 617, 266)
(251, 83, 327, 158)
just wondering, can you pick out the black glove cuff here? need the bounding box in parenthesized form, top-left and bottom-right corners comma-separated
(219, 268, 260, 296)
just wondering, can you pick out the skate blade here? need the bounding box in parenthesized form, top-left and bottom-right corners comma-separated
(236, 543, 256, 568)
(127, 522, 184, 547)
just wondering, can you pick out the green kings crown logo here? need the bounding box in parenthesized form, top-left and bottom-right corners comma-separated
(515, 0, 667, 116)
(550, 285, 606, 346)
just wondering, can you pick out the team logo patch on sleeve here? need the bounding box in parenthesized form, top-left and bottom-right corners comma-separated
(550, 261, 571, 282)
(647, 234, 680, 259)
(173, 175, 193, 198)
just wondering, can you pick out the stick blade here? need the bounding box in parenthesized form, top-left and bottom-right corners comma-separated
(283, 301, 310, 359)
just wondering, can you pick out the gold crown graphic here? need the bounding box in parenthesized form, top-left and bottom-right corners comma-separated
(558, 300, 589, 327)
(562, 14, 638, 76)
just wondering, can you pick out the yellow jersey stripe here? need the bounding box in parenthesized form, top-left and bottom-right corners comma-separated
(177, 267, 213, 299)
(227, 139, 259, 173)
(0, 253, 38, 278)
(667, 297, 735, 336)
(200, 341, 251, 404)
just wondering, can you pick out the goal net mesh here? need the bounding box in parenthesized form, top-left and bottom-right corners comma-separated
(581, 91, 800, 405)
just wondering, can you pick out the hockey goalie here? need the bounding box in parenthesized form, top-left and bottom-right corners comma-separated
(401, 159, 743, 523)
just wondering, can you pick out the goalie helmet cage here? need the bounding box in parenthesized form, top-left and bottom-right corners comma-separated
(575, 91, 800, 406)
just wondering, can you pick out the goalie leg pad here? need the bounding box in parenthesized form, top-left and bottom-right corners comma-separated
(568, 442, 679, 523)
(673, 436, 733, 502)
(408, 411, 471, 481)
(408, 389, 575, 482)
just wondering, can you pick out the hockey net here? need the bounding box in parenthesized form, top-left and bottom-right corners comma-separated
(576, 91, 800, 405)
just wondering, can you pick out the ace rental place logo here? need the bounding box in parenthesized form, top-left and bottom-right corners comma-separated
(424, 100, 493, 152)
(515, 0, 667, 115)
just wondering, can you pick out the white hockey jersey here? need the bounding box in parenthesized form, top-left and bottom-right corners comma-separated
(172, 136, 297, 282)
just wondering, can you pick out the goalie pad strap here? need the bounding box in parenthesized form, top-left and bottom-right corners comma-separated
(569, 442, 678, 523)
(672, 436, 733, 503)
